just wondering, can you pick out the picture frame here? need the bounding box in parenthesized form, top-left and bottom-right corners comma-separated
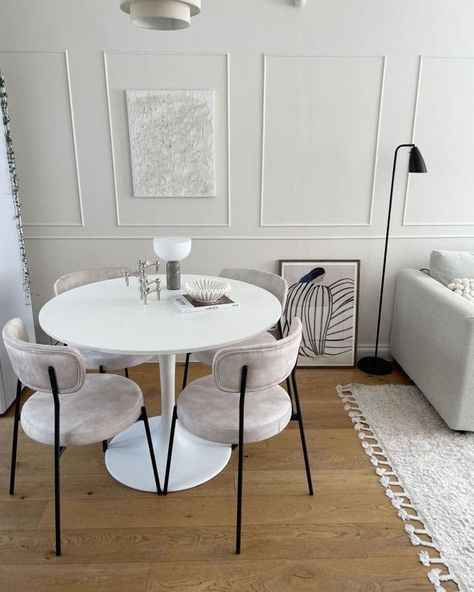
(279, 259, 360, 368)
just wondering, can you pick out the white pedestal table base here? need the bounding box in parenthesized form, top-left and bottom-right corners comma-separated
(105, 415, 232, 492)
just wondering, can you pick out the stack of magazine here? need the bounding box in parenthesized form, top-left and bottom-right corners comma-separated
(169, 294, 239, 313)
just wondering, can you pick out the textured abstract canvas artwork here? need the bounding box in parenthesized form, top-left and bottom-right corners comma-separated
(126, 90, 216, 197)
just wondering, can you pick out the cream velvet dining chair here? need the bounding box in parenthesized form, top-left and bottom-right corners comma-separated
(3, 318, 161, 557)
(54, 267, 153, 375)
(181, 268, 289, 388)
(165, 318, 313, 554)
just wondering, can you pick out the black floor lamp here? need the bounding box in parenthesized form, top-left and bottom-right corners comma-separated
(358, 144, 427, 375)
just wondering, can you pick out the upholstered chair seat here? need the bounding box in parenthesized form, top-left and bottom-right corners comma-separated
(193, 332, 276, 367)
(21, 374, 143, 447)
(54, 267, 152, 372)
(165, 318, 313, 554)
(178, 375, 291, 444)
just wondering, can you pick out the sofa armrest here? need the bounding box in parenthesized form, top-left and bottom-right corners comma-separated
(390, 269, 474, 430)
(395, 269, 474, 320)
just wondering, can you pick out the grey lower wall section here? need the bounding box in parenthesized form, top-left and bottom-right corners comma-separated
(26, 235, 474, 352)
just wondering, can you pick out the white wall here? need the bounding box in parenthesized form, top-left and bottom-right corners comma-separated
(1, 0, 474, 353)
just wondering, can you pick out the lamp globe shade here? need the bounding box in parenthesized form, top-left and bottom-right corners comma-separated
(153, 237, 192, 261)
(409, 146, 427, 173)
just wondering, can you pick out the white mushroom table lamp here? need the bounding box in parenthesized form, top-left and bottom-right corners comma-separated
(153, 237, 192, 290)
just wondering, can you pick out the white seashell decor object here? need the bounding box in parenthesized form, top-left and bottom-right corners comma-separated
(184, 278, 231, 303)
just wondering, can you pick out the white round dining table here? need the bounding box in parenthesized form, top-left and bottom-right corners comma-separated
(39, 274, 281, 492)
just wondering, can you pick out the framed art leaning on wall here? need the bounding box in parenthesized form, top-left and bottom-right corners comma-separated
(280, 260, 360, 367)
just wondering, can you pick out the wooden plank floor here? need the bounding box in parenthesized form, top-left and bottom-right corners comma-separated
(0, 363, 456, 591)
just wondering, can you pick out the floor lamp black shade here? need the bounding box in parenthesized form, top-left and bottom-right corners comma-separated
(357, 144, 427, 376)
(409, 146, 428, 173)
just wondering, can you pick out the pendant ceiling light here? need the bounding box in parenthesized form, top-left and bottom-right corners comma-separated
(120, 0, 201, 30)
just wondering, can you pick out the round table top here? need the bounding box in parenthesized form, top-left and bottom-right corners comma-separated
(39, 274, 282, 355)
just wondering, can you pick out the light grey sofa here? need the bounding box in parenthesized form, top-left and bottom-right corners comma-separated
(390, 268, 474, 431)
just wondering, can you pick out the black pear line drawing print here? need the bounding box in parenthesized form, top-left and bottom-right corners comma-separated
(283, 267, 355, 358)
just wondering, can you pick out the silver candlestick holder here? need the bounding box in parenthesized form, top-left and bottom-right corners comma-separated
(124, 260, 161, 304)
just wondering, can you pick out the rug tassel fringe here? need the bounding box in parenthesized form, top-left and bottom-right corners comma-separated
(366, 450, 390, 467)
(405, 525, 438, 550)
(375, 468, 397, 478)
(369, 456, 392, 468)
(406, 526, 430, 536)
(336, 384, 353, 396)
(360, 441, 382, 452)
(419, 551, 446, 566)
(336, 384, 458, 592)
(380, 475, 403, 487)
(353, 422, 371, 430)
(398, 508, 425, 522)
(349, 411, 368, 422)
(358, 432, 378, 442)
(344, 404, 361, 413)
(428, 568, 454, 592)
(386, 489, 415, 509)
(351, 417, 370, 428)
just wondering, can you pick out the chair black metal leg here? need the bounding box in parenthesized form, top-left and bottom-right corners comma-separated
(291, 369, 314, 496)
(47, 366, 63, 556)
(235, 365, 247, 554)
(236, 436, 244, 554)
(124, 367, 129, 378)
(182, 353, 191, 389)
(141, 407, 162, 495)
(54, 430, 62, 556)
(50, 382, 62, 555)
(9, 380, 22, 496)
(99, 365, 105, 374)
(164, 406, 178, 495)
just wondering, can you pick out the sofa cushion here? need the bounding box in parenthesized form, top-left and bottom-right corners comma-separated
(430, 250, 474, 286)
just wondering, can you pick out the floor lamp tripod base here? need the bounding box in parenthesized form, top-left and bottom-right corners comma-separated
(357, 356, 393, 376)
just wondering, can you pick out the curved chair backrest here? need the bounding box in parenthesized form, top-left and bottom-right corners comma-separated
(2, 318, 85, 394)
(54, 266, 130, 295)
(219, 268, 288, 308)
(213, 318, 302, 393)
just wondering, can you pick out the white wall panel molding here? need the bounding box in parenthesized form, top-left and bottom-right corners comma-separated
(103, 50, 231, 227)
(260, 54, 386, 228)
(0, 50, 84, 227)
(403, 54, 474, 227)
(24, 234, 474, 241)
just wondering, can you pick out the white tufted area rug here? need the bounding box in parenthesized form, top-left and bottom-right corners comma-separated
(337, 383, 474, 592)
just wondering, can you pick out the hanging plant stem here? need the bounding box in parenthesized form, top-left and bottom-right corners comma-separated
(0, 72, 31, 305)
